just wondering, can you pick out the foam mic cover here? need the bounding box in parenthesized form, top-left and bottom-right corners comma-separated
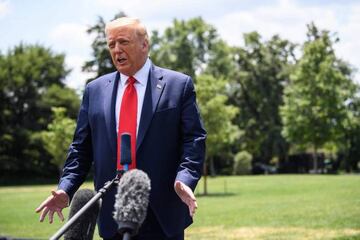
(113, 169, 151, 236)
(120, 133, 131, 166)
(64, 189, 99, 240)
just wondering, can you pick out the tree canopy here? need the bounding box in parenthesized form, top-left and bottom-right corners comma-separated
(228, 32, 296, 166)
(280, 23, 358, 171)
(0, 44, 79, 178)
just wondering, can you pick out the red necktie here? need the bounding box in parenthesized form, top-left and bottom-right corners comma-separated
(117, 76, 137, 171)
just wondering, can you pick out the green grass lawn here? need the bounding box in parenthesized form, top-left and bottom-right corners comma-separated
(0, 175, 359, 239)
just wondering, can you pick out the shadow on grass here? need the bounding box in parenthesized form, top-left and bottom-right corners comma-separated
(0, 172, 94, 186)
(196, 192, 236, 198)
(0, 236, 47, 240)
(0, 177, 59, 186)
(332, 234, 360, 240)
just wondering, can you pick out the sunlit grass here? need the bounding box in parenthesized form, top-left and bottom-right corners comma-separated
(0, 175, 359, 239)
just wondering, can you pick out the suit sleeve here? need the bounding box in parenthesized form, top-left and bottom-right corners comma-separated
(175, 76, 207, 191)
(58, 85, 93, 200)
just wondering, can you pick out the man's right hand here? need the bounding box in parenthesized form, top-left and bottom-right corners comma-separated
(35, 190, 69, 224)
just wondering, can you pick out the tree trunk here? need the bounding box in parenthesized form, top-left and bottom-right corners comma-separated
(209, 156, 216, 177)
(203, 160, 208, 195)
(313, 145, 318, 173)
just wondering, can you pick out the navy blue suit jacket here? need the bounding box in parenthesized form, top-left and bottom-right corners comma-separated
(58, 63, 206, 238)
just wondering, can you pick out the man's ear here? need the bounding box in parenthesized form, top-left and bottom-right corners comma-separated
(142, 39, 149, 51)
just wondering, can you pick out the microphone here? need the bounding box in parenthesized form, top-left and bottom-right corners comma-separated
(64, 189, 100, 240)
(113, 169, 151, 239)
(120, 133, 132, 172)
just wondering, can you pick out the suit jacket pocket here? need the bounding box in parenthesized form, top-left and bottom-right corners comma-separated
(156, 103, 177, 113)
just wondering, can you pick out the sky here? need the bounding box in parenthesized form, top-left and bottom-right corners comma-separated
(0, 0, 359, 91)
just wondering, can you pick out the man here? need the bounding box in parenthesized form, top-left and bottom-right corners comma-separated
(36, 17, 206, 240)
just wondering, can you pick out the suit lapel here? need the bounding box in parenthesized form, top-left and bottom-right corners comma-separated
(137, 64, 165, 150)
(104, 72, 120, 158)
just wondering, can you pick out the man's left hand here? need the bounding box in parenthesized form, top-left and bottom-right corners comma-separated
(174, 181, 198, 217)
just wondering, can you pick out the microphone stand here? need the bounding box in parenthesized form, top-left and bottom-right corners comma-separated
(50, 175, 121, 240)
(123, 232, 131, 240)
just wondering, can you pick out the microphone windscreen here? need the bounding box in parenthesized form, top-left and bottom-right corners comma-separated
(64, 189, 99, 240)
(113, 169, 151, 234)
(120, 133, 131, 165)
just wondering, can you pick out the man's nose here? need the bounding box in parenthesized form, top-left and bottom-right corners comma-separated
(114, 42, 123, 53)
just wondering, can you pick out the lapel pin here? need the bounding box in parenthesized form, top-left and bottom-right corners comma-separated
(156, 84, 162, 89)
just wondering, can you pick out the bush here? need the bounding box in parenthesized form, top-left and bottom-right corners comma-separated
(233, 151, 252, 175)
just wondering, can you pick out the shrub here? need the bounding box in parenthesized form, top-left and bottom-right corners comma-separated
(233, 151, 252, 175)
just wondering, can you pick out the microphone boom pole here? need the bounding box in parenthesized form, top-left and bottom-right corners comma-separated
(50, 176, 120, 240)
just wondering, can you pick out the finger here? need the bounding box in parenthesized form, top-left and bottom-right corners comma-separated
(35, 204, 45, 213)
(179, 182, 184, 191)
(174, 181, 182, 192)
(191, 202, 197, 216)
(39, 207, 49, 222)
(49, 210, 55, 224)
(185, 187, 196, 200)
(189, 204, 195, 217)
(192, 201, 198, 214)
(51, 190, 58, 197)
(188, 192, 196, 201)
(179, 183, 196, 200)
(56, 210, 65, 222)
(36, 198, 51, 213)
(185, 198, 195, 217)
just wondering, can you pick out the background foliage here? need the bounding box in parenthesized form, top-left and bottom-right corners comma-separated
(0, 15, 359, 182)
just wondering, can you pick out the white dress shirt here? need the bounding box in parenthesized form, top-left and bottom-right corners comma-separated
(115, 58, 151, 135)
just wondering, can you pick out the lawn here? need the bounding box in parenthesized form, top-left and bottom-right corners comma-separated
(0, 175, 359, 239)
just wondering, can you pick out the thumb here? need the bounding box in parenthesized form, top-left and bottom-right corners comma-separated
(175, 181, 184, 191)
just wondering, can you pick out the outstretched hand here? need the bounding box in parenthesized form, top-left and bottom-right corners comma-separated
(35, 190, 69, 224)
(174, 181, 198, 217)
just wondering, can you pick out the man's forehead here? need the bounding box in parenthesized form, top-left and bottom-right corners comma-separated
(106, 26, 136, 39)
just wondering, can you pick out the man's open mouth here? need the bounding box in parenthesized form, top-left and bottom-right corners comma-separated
(117, 57, 127, 64)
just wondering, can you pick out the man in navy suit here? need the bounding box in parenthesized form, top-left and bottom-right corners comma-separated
(36, 17, 206, 240)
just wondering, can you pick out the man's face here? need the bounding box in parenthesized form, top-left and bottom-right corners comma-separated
(106, 25, 148, 76)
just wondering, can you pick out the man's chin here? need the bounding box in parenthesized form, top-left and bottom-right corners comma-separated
(116, 66, 132, 76)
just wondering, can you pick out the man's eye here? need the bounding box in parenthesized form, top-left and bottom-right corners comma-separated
(120, 40, 129, 45)
(108, 43, 115, 49)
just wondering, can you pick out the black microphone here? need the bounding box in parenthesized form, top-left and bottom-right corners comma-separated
(64, 189, 100, 240)
(113, 169, 151, 239)
(120, 133, 132, 172)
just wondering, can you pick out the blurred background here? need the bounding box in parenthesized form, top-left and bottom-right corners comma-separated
(0, 0, 359, 239)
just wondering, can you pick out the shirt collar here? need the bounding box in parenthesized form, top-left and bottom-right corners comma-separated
(120, 58, 151, 86)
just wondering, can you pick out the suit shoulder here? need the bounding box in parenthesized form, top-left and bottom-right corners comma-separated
(86, 71, 118, 89)
(154, 66, 191, 82)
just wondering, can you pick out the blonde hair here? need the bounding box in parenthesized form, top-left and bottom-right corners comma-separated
(105, 17, 149, 43)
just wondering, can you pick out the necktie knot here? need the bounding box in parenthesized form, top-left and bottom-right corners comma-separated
(127, 76, 136, 85)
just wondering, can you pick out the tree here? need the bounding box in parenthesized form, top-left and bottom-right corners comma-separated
(40, 84, 80, 119)
(340, 90, 360, 172)
(280, 23, 357, 172)
(196, 74, 240, 195)
(150, 17, 226, 79)
(41, 107, 76, 176)
(0, 44, 77, 178)
(228, 32, 296, 167)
